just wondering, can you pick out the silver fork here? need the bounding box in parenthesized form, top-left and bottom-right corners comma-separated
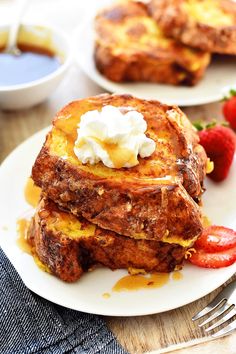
(192, 278, 236, 338)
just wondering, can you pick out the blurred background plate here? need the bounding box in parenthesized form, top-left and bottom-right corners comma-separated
(74, 20, 236, 107)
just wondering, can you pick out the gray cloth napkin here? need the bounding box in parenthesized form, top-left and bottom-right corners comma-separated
(0, 248, 128, 354)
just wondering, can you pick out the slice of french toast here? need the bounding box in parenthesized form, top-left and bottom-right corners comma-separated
(32, 94, 207, 242)
(27, 198, 188, 282)
(149, 0, 236, 55)
(94, 1, 211, 85)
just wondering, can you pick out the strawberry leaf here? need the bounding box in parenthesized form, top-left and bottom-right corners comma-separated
(193, 121, 204, 131)
(205, 121, 217, 129)
(229, 89, 236, 97)
(222, 88, 236, 101)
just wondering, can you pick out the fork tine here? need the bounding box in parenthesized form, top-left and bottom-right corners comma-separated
(198, 302, 232, 327)
(192, 281, 236, 322)
(212, 318, 236, 338)
(192, 298, 225, 321)
(205, 307, 236, 332)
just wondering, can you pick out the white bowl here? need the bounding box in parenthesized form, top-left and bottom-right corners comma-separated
(0, 23, 72, 110)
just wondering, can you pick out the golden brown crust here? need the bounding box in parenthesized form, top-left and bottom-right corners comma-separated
(27, 198, 187, 282)
(149, 0, 236, 54)
(94, 1, 210, 85)
(31, 94, 206, 242)
(32, 147, 203, 241)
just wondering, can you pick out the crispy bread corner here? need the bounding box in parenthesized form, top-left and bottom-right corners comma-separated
(149, 0, 236, 54)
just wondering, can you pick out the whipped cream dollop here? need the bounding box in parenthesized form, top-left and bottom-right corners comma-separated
(74, 105, 156, 168)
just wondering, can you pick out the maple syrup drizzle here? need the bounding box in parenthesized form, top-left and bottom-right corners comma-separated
(172, 271, 183, 281)
(24, 177, 41, 208)
(17, 178, 41, 253)
(76, 137, 137, 169)
(16, 219, 31, 254)
(112, 273, 170, 292)
(202, 215, 211, 228)
(103, 142, 136, 169)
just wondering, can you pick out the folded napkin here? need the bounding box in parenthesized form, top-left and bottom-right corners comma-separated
(0, 248, 128, 354)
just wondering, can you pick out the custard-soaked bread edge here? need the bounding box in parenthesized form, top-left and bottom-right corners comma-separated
(149, 0, 236, 55)
(94, 1, 211, 85)
(27, 198, 187, 282)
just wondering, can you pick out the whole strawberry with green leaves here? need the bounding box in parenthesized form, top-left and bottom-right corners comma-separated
(195, 122, 236, 182)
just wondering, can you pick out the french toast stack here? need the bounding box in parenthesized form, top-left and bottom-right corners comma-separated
(28, 94, 208, 282)
(94, 0, 236, 85)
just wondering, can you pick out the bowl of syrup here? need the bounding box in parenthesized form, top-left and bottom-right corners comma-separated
(0, 23, 72, 110)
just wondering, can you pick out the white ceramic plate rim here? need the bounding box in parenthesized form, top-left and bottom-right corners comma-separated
(0, 128, 236, 316)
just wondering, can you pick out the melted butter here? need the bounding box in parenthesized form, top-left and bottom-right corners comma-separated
(16, 218, 31, 254)
(112, 273, 170, 292)
(172, 271, 183, 281)
(102, 292, 111, 299)
(24, 178, 41, 208)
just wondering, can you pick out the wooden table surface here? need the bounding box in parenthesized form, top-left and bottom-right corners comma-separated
(0, 1, 236, 353)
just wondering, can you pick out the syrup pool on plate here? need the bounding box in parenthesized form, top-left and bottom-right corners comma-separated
(24, 177, 41, 208)
(16, 218, 31, 254)
(111, 271, 183, 293)
(16, 178, 41, 253)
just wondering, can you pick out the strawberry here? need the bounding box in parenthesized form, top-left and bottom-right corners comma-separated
(223, 90, 236, 130)
(195, 225, 236, 252)
(198, 125, 236, 182)
(189, 246, 236, 269)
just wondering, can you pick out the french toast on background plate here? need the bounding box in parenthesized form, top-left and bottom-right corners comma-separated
(149, 0, 236, 55)
(32, 94, 207, 248)
(27, 198, 187, 282)
(94, 0, 211, 85)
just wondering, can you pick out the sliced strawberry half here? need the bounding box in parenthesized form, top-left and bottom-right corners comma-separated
(189, 246, 236, 269)
(195, 226, 236, 252)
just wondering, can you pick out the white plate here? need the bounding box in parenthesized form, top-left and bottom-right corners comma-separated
(0, 128, 236, 316)
(74, 20, 236, 107)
